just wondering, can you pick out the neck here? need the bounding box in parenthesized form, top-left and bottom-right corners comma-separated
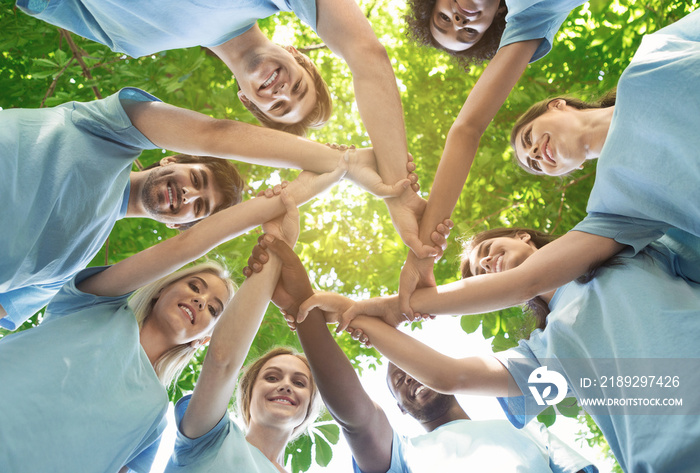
(582, 105, 615, 161)
(139, 317, 176, 367)
(420, 399, 470, 433)
(210, 24, 269, 76)
(245, 422, 292, 469)
(126, 171, 148, 218)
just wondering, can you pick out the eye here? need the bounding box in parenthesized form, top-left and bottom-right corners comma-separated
(438, 12, 450, 22)
(191, 171, 199, 189)
(293, 80, 301, 93)
(270, 101, 283, 112)
(394, 374, 404, 387)
(189, 282, 200, 293)
(195, 201, 203, 216)
(208, 305, 217, 317)
(466, 27, 477, 36)
(530, 160, 542, 172)
(294, 380, 306, 388)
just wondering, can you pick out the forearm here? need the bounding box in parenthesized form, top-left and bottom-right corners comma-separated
(296, 308, 393, 472)
(351, 316, 510, 396)
(80, 194, 287, 297)
(351, 55, 409, 183)
(182, 256, 282, 438)
(125, 100, 344, 173)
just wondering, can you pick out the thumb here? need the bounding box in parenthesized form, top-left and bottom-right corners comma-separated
(406, 236, 439, 260)
(373, 178, 411, 199)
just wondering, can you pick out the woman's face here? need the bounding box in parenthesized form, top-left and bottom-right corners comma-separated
(249, 354, 312, 432)
(513, 100, 588, 176)
(151, 272, 229, 345)
(467, 232, 538, 276)
(430, 0, 502, 51)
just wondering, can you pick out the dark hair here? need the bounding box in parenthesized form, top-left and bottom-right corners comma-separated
(511, 89, 617, 175)
(144, 154, 245, 230)
(460, 226, 623, 329)
(404, 0, 507, 68)
(241, 49, 332, 136)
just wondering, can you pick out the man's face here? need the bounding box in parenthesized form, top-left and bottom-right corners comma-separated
(387, 364, 453, 423)
(236, 45, 317, 125)
(140, 161, 224, 227)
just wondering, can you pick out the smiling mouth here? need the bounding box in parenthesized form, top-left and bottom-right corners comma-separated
(269, 396, 297, 406)
(543, 140, 556, 166)
(260, 69, 279, 90)
(455, 0, 478, 16)
(179, 304, 195, 324)
(494, 255, 503, 273)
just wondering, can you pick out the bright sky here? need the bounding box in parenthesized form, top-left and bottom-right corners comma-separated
(150, 315, 616, 473)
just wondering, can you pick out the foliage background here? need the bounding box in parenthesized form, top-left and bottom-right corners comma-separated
(1, 0, 697, 470)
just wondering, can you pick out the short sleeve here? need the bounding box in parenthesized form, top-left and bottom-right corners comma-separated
(42, 266, 132, 324)
(125, 435, 161, 473)
(169, 395, 232, 467)
(525, 423, 598, 473)
(572, 213, 668, 255)
(352, 429, 408, 473)
(287, 0, 318, 31)
(0, 280, 65, 330)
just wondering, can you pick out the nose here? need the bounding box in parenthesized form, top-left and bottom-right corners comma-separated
(182, 186, 201, 204)
(193, 297, 204, 311)
(479, 255, 493, 272)
(453, 12, 468, 25)
(277, 383, 292, 393)
(272, 81, 289, 99)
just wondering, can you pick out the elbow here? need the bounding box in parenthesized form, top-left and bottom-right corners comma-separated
(448, 118, 486, 141)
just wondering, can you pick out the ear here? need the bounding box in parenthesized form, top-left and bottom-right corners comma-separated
(237, 90, 251, 106)
(397, 403, 407, 415)
(159, 155, 177, 167)
(166, 223, 181, 230)
(515, 231, 532, 243)
(547, 99, 567, 111)
(284, 45, 299, 56)
(189, 336, 211, 349)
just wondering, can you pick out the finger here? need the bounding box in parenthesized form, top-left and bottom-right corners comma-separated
(255, 189, 265, 197)
(407, 238, 439, 259)
(430, 230, 447, 250)
(280, 181, 289, 189)
(411, 181, 420, 193)
(272, 184, 282, 195)
(407, 152, 414, 162)
(444, 218, 454, 229)
(265, 188, 274, 198)
(406, 161, 416, 172)
(249, 245, 269, 265)
(374, 178, 412, 199)
(242, 266, 252, 278)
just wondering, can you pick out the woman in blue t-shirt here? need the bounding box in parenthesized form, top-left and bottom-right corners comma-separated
(398, 0, 588, 317)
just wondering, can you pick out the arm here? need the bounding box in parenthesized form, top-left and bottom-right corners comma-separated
(299, 231, 624, 329)
(77, 164, 345, 297)
(258, 237, 394, 473)
(123, 101, 408, 198)
(398, 40, 542, 315)
(349, 316, 513, 397)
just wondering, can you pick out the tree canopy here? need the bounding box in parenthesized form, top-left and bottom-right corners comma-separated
(1, 0, 696, 470)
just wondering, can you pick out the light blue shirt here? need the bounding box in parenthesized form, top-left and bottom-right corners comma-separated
(352, 419, 596, 473)
(499, 0, 587, 62)
(573, 10, 700, 269)
(0, 87, 158, 330)
(166, 394, 279, 473)
(0, 266, 168, 473)
(496, 243, 700, 473)
(17, 0, 318, 58)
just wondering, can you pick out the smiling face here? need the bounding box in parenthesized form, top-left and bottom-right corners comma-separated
(140, 159, 225, 227)
(430, 0, 502, 51)
(150, 272, 229, 345)
(513, 99, 589, 176)
(248, 354, 313, 432)
(236, 45, 317, 126)
(467, 232, 538, 276)
(387, 364, 453, 423)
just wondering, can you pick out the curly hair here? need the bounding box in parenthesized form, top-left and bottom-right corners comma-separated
(404, 0, 507, 68)
(242, 48, 332, 136)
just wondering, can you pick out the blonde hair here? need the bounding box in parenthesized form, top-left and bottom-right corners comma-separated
(129, 262, 236, 386)
(237, 347, 322, 441)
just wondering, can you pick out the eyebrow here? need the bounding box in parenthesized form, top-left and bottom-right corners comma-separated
(277, 80, 308, 118)
(192, 276, 223, 312)
(199, 170, 211, 216)
(264, 366, 310, 380)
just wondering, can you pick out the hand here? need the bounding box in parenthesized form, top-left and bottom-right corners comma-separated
(261, 190, 300, 248)
(384, 189, 438, 259)
(297, 292, 354, 326)
(286, 154, 348, 204)
(256, 181, 289, 198)
(396, 217, 453, 318)
(346, 326, 372, 348)
(346, 147, 419, 198)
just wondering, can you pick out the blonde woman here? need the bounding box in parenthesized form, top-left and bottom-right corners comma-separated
(0, 163, 344, 473)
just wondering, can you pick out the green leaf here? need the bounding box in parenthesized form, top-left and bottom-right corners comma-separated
(459, 314, 481, 334)
(313, 433, 333, 467)
(537, 406, 557, 427)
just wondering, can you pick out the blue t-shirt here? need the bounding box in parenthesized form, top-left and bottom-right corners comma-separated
(0, 266, 168, 473)
(166, 394, 279, 472)
(352, 420, 595, 473)
(0, 87, 158, 330)
(499, 0, 587, 63)
(573, 10, 700, 259)
(496, 243, 700, 473)
(17, 0, 318, 58)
